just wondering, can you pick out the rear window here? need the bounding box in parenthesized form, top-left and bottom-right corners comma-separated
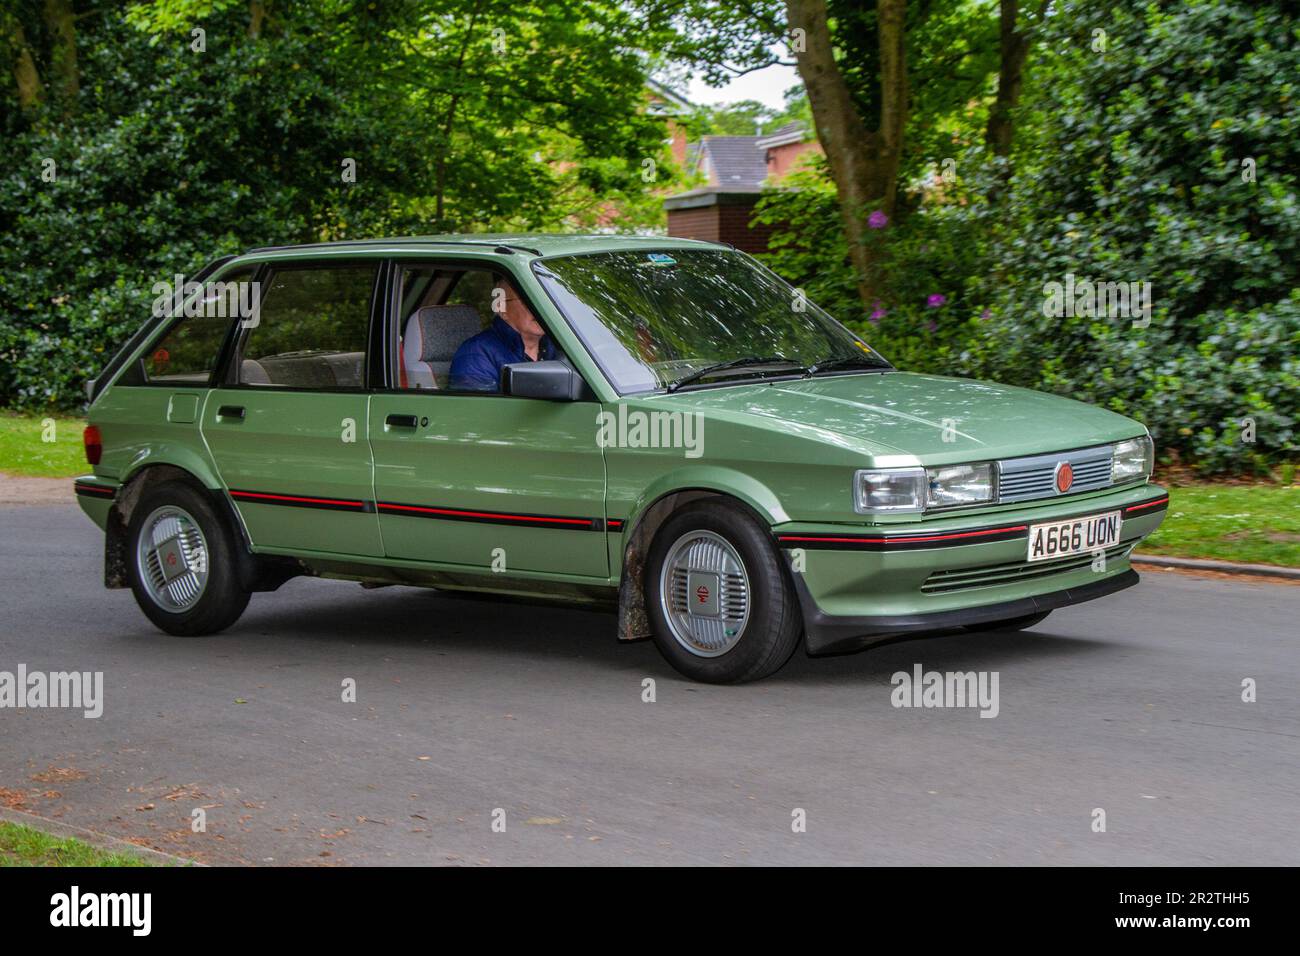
(141, 267, 258, 384)
(234, 264, 377, 389)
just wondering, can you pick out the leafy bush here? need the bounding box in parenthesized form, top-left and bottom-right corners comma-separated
(0, 3, 672, 411)
(0, 10, 409, 409)
(963, 0, 1300, 474)
(758, 0, 1300, 475)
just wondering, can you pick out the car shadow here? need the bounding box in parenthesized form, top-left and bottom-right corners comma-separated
(222, 580, 624, 656)
(117, 577, 1119, 686)
(776, 626, 1113, 687)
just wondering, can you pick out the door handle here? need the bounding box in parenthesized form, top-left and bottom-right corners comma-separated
(217, 405, 246, 420)
(385, 413, 419, 428)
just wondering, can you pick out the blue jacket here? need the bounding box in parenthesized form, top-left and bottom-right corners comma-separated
(448, 316, 557, 393)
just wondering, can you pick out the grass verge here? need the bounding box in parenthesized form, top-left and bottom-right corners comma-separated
(0, 820, 154, 867)
(0, 412, 86, 478)
(1139, 484, 1300, 568)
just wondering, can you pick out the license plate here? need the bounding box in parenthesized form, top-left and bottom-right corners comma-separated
(1027, 511, 1121, 562)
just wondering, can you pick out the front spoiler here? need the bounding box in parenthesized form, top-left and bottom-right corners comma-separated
(795, 568, 1140, 656)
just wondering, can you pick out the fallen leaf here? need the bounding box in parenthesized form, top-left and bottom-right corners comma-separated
(31, 767, 88, 784)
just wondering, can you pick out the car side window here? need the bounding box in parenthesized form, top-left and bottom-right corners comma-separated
(447, 270, 497, 317)
(397, 266, 494, 391)
(395, 263, 565, 394)
(237, 264, 376, 389)
(141, 267, 257, 385)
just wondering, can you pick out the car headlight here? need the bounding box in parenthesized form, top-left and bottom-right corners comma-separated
(855, 463, 994, 513)
(925, 462, 994, 508)
(854, 468, 927, 513)
(1112, 435, 1153, 483)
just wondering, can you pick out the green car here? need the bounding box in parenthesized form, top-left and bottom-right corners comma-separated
(76, 235, 1167, 683)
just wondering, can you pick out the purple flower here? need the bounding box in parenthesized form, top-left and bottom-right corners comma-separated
(926, 293, 947, 308)
(980, 308, 991, 321)
(869, 301, 886, 323)
(927, 320, 938, 332)
(867, 210, 888, 229)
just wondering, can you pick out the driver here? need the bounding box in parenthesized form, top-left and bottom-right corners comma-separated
(448, 279, 556, 392)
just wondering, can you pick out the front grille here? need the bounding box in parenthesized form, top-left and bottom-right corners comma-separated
(996, 444, 1113, 503)
(920, 543, 1133, 594)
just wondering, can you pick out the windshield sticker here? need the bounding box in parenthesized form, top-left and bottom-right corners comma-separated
(647, 253, 677, 266)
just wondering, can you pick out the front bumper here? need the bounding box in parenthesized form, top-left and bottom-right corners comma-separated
(794, 567, 1139, 655)
(777, 485, 1167, 656)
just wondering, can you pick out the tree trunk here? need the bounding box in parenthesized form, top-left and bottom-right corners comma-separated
(43, 0, 78, 113)
(876, 0, 908, 217)
(786, 0, 908, 312)
(985, 0, 1033, 157)
(7, 17, 44, 113)
(249, 0, 267, 39)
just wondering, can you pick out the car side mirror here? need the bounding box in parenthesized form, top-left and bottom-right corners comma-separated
(501, 360, 593, 401)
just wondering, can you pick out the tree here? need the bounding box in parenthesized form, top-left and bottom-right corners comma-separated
(3, 13, 44, 113)
(787, 0, 906, 307)
(985, 0, 1050, 158)
(663, 0, 999, 313)
(43, 0, 78, 112)
(0, 1, 685, 409)
(690, 99, 776, 136)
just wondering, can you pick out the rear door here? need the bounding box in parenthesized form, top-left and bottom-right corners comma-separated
(98, 263, 259, 453)
(202, 259, 384, 557)
(369, 260, 609, 579)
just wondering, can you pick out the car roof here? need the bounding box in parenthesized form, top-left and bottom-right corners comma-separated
(242, 233, 732, 261)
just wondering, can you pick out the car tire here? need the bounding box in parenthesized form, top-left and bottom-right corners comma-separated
(126, 480, 251, 636)
(964, 610, 1051, 633)
(645, 499, 802, 684)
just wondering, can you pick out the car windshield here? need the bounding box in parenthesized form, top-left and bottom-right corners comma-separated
(532, 249, 890, 393)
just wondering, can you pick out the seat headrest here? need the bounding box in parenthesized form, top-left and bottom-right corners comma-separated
(240, 358, 271, 384)
(404, 305, 482, 363)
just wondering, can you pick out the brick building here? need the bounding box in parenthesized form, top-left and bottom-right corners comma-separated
(665, 122, 821, 253)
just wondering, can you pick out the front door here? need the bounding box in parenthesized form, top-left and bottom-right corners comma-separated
(368, 393, 608, 577)
(369, 260, 608, 578)
(203, 260, 383, 557)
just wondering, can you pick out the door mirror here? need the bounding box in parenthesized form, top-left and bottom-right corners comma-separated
(501, 360, 592, 401)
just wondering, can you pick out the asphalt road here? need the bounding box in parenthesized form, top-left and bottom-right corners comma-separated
(2, 503, 1298, 866)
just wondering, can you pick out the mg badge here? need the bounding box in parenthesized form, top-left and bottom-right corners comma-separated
(1055, 460, 1074, 494)
(687, 571, 721, 616)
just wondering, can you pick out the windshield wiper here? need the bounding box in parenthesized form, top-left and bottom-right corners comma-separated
(667, 355, 804, 392)
(805, 354, 892, 377)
